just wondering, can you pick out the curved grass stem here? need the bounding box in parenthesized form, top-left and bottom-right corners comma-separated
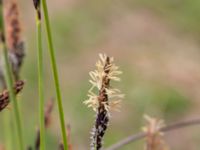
(105, 117, 200, 150)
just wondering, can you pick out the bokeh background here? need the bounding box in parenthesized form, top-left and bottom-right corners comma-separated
(1, 0, 200, 149)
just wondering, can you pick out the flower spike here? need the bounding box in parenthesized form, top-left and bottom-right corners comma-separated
(84, 53, 123, 150)
(142, 115, 169, 150)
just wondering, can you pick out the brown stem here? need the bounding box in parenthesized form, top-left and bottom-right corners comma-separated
(104, 117, 200, 150)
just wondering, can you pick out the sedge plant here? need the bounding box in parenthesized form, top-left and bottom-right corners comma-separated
(41, 0, 68, 149)
(84, 54, 124, 150)
(33, 0, 46, 149)
(0, 1, 24, 150)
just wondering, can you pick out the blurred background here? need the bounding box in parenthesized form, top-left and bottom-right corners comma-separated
(1, 0, 200, 149)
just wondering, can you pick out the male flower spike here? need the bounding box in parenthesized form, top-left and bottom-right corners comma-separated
(84, 53, 124, 150)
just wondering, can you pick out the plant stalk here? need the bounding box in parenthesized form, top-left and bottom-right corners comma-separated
(105, 117, 200, 150)
(0, 2, 24, 150)
(36, 6, 46, 150)
(41, 0, 68, 149)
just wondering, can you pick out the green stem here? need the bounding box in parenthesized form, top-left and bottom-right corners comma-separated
(0, 3, 24, 150)
(2, 37, 24, 150)
(36, 10, 46, 150)
(41, 0, 68, 150)
(3, 112, 12, 150)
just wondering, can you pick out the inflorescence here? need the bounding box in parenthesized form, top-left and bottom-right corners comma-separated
(142, 115, 169, 150)
(84, 53, 124, 150)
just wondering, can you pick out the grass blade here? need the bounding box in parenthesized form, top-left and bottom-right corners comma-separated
(35, 2, 46, 150)
(41, 0, 68, 149)
(0, 2, 24, 150)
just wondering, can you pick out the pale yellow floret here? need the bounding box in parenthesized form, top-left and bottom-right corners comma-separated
(142, 115, 165, 135)
(84, 93, 99, 111)
(110, 100, 122, 111)
(84, 53, 123, 112)
(142, 115, 170, 150)
(106, 88, 124, 99)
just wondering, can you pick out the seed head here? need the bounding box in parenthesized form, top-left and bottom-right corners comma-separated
(84, 53, 123, 150)
(33, 0, 40, 10)
(33, 99, 54, 150)
(0, 80, 25, 111)
(44, 99, 54, 128)
(142, 115, 169, 150)
(32, 0, 41, 20)
(4, 0, 25, 81)
(84, 53, 123, 112)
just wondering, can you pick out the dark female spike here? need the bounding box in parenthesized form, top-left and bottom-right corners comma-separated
(2, 0, 25, 84)
(32, 0, 41, 20)
(0, 80, 25, 111)
(33, 0, 40, 10)
(32, 100, 54, 150)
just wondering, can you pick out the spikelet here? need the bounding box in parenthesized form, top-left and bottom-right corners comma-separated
(3, 0, 25, 81)
(84, 53, 123, 112)
(59, 142, 64, 150)
(59, 124, 72, 150)
(32, 0, 41, 20)
(44, 99, 54, 128)
(0, 80, 24, 111)
(32, 99, 54, 150)
(84, 53, 123, 150)
(142, 115, 169, 150)
(33, 0, 40, 10)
